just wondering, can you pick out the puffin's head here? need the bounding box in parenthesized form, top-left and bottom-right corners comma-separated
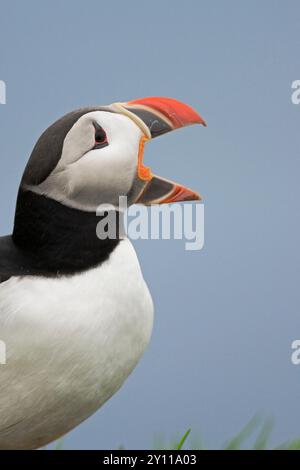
(21, 97, 206, 212)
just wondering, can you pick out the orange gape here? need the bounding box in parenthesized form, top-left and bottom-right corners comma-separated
(137, 136, 152, 181)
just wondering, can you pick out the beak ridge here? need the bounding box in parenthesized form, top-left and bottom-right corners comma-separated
(115, 96, 206, 138)
(127, 96, 207, 129)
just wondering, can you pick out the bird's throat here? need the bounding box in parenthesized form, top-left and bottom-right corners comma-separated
(12, 190, 121, 276)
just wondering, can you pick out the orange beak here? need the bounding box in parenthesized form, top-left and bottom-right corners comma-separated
(112, 96, 206, 205)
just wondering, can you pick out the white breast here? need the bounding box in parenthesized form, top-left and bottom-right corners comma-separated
(0, 239, 153, 449)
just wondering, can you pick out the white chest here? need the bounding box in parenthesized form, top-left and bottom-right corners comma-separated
(0, 239, 153, 449)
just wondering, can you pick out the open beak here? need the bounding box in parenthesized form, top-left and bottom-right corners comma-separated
(112, 96, 206, 205)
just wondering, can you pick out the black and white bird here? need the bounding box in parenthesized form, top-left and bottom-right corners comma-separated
(0, 97, 206, 449)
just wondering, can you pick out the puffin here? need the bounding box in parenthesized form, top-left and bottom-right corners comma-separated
(0, 97, 206, 449)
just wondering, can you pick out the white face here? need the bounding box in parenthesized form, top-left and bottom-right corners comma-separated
(27, 111, 144, 211)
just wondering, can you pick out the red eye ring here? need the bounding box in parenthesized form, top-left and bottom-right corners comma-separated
(93, 123, 109, 149)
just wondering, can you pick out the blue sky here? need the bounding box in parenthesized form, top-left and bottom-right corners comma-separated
(0, 0, 300, 449)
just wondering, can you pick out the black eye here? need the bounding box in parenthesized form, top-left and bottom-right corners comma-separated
(93, 123, 108, 149)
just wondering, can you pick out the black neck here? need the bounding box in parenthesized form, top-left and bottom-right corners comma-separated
(12, 190, 121, 276)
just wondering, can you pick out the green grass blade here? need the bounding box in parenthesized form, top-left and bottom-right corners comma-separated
(225, 415, 261, 450)
(253, 418, 274, 450)
(176, 429, 191, 450)
(284, 439, 300, 450)
(54, 440, 64, 450)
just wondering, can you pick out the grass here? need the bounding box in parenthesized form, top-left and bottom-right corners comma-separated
(152, 417, 300, 450)
(52, 417, 300, 450)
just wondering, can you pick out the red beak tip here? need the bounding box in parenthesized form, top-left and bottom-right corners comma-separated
(127, 96, 206, 130)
